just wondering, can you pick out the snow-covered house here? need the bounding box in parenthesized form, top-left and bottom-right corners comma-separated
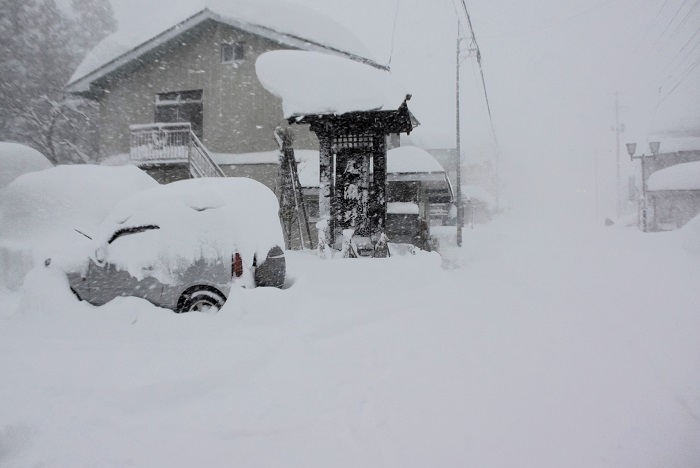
(65, 5, 384, 171)
(646, 160, 700, 231)
(640, 139, 700, 231)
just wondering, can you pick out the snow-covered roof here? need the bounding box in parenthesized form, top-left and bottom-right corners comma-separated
(386, 146, 445, 174)
(256, 50, 406, 118)
(212, 151, 280, 165)
(647, 161, 700, 191)
(67, 2, 383, 93)
(643, 137, 700, 154)
(0, 142, 52, 189)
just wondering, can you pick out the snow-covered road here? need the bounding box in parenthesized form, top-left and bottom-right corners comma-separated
(1, 217, 699, 467)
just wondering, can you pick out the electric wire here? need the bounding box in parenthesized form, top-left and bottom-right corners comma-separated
(453, 0, 499, 151)
(655, 52, 700, 106)
(386, 0, 402, 71)
(650, 0, 693, 52)
(671, 0, 700, 36)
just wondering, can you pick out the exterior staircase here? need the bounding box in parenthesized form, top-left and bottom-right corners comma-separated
(129, 122, 224, 183)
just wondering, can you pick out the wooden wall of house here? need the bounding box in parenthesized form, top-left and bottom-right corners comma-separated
(648, 190, 700, 231)
(96, 20, 318, 159)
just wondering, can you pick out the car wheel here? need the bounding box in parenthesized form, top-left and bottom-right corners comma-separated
(177, 288, 226, 313)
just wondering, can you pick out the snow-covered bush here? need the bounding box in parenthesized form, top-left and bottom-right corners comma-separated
(0, 142, 52, 189)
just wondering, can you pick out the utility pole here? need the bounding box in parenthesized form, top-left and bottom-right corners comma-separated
(613, 92, 624, 219)
(455, 21, 463, 247)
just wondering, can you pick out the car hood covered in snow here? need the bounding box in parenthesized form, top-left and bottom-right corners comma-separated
(85, 178, 284, 284)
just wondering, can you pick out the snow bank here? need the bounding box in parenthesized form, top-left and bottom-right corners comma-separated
(3, 222, 700, 467)
(647, 161, 700, 191)
(69, 0, 379, 86)
(256, 50, 406, 118)
(88, 178, 283, 285)
(0, 165, 157, 289)
(0, 142, 52, 189)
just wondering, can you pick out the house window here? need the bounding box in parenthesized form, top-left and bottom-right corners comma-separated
(221, 42, 245, 63)
(155, 90, 203, 138)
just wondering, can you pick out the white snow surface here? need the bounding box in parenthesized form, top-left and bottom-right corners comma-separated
(87, 178, 284, 284)
(1, 216, 699, 467)
(256, 50, 406, 118)
(69, 0, 378, 86)
(0, 142, 52, 189)
(647, 161, 700, 191)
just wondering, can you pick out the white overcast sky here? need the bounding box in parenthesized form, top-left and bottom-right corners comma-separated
(104, 0, 699, 216)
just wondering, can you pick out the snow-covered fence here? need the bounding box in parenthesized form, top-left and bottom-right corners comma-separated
(129, 122, 224, 178)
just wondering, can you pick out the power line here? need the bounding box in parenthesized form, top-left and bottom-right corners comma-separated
(650, 0, 693, 52)
(386, 0, 402, 70)
(655, 52, 700, 106)
(671, 0, 700, 36)
(453, 0, 499, 150)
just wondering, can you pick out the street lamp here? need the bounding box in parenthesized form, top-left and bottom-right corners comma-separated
(626, 141, 660, 232)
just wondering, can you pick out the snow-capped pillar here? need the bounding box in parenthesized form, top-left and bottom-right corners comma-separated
(318, 133, 332, 233)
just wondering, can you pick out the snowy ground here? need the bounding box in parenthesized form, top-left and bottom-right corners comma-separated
(1, 215, 699, 467)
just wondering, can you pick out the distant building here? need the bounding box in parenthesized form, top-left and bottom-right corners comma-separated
(640, 138, 700, 231)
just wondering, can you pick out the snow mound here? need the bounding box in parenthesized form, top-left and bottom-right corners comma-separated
(256, 50, 406, 118)
(69, 0, 379, 86)
(0, 165, 157, 289)
(0, 142, 52, 189)
(89, 178, 284, 284)
(647, 161, 700, 191)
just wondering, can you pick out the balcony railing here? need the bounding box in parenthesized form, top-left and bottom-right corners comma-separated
(129, 122, 224, 178)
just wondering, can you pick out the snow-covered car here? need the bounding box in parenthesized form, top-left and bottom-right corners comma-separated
(46, 177, 286, 313)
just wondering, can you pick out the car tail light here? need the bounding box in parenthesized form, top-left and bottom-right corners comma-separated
(233, 252, 243, 278)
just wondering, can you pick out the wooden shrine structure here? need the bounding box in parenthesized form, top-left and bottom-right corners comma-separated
(290, 96, 418, 253)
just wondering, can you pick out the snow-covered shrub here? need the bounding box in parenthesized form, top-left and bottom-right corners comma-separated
(0, 142, 52, 189)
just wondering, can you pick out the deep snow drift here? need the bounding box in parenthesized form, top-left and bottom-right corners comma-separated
(1, 213, 699, 467)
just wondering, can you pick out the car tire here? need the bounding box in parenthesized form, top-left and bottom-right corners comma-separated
(177, 287, 226, 313)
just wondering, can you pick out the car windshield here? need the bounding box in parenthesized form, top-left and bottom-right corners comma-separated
(107, 225, 160, 244)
